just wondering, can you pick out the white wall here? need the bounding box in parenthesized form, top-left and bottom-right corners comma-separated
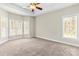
(36, 4, 79, 47)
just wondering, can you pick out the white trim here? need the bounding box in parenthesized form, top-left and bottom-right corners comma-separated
(0, 39, 8, 45)
(36, 36, 79, 47)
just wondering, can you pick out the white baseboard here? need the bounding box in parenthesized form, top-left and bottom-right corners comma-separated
(0, 35, 31, 45)
(0, 36, 79, 47)
(0, 39, 8, 45)
(36, 36, 79, 47)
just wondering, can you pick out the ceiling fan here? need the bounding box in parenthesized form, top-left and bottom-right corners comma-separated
(28, 3, 43, 12)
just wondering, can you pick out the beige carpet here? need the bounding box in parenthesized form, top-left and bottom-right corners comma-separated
(0, 38, 79, 56)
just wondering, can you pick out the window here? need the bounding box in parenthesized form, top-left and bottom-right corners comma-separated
(9, 19, 17, 36)
(24, 20, 30, 35)
(63, 16, 77, 39)
(16, 19, 23, 35)
(9, 15, 23, 36)
(0, 15, 8, 39)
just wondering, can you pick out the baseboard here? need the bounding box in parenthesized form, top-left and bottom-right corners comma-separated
(0, 36, 79, 47)
(0, 35, 31, 45)
(0, 39, 8, 45)
(36, 36, 79, 47)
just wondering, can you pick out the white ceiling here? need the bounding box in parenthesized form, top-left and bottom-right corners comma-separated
(0, 3, 77, 16)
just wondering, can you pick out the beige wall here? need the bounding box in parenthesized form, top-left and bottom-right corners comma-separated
(36, 4, 79, 47)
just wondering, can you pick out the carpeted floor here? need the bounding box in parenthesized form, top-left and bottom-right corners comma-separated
(0, 38, 79, 56)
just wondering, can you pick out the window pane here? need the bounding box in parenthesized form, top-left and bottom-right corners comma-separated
(16, 19, 23, 35)
(0, 16, 8, 39)
(24, 20, 29, 35)
(9, 15, 23, 36)
(9, 19, 17, 36)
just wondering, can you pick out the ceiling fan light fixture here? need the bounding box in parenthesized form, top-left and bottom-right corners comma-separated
(30, 5, 36, 9)
(28, 3, 43, 12)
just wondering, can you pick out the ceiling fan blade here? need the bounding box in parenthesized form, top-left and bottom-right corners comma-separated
(30, 3, 40, 5)
(36, 7, 42, 10)
(36, 3, 40, 5)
